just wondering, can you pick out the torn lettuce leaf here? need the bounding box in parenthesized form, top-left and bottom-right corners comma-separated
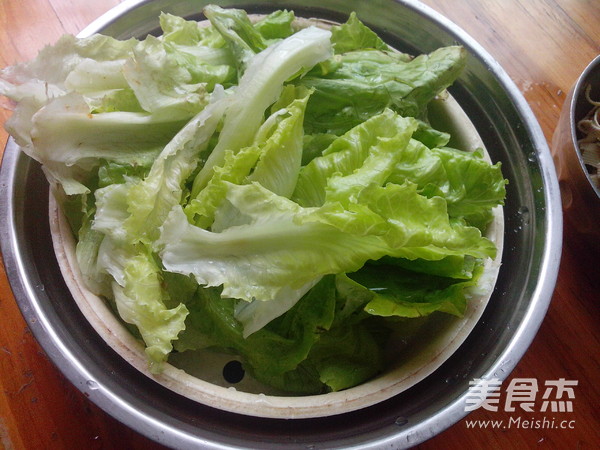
(295, 118, 506, 231)
(298, 45, 466, 135)
(190, 25, 332, 195)
(184, 85, 310, 230)
(387, 143, 507, 228)
(349, 262, 484, 318)
(178, 275, 386, 394)
(121, 93, 229, 245)
(293, 109, 419, 207)
(178, 276, 337, 392)
(204, 5, 296, 75)
(100, 240, 189, 373)
(329, 11, 393, 55)
(0, 15, 236, 194)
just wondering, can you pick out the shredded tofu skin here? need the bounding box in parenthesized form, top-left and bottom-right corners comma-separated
(577, 84, 600, 188)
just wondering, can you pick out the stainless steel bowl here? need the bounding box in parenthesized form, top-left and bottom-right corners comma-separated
(0, 0, 562, 448)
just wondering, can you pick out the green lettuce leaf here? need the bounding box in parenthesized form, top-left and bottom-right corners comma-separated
(298, 45, 466, 135)
(159, 178, 494, 307)
(349, 262, 484, 318)
(179, 276, 336, 391)
(95, 240, 188, 372)
(376, 254, 478, 279)
(159, 13, 237, 88)
(185, 86, 310, 229)
(0, 29, 222, 194)
(121, 36, 210, 120)
(295, 112, 505, 231)
(254, 10, 295, 41)
(204, 5, 295, 76)
(293, 109, 418, 207)
(159, 12, 225, 47)
(159, 186, 394, 304)
(348, 182, 497, 260)
(121, 95, 228, 245)
(190, 25, 332, 196)
(204, 4, 269, 74)
(303, 320, 386, 391)
(330, 12, 392, 54)
(387, 143, 507, 226)
(30, 94, 183, 194)
(179, 274, 385, 394)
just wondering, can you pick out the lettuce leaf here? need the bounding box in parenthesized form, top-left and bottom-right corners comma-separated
(330, 12, 392, 54)
(190, 25, 332, 196)
(185, 85, 310, 230)
(203, 6, 295, 74)
(204, 4, 269, 74)
(295, 117, 506, 231)
(349, 262, 484, 318)
(179, 274, 386, 394)
(159, 187, 392, 304)
(293, 108, 418, 207)
(179, 276, 337, 391)
(387, 143, 507, 227)
(298, 45, 466, 135)
(98, 240, 189, 373)
(0, 23, 227, 194)
(121, 94, 229, 245)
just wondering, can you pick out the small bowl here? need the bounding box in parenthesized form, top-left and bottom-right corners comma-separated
(551, 54, 600, 246)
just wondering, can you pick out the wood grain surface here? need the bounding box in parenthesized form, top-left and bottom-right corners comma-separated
(0, 1, 599, 449)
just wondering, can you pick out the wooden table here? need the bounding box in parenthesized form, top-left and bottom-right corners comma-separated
(0, 1, 598, 448)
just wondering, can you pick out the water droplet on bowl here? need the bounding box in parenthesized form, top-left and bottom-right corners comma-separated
(395, 417, 408, 426)
(516, 206, 531, 226)
(86, 380, 99, 390)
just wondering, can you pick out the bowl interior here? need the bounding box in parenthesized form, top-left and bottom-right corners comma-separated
(572, 55, 600, 198)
